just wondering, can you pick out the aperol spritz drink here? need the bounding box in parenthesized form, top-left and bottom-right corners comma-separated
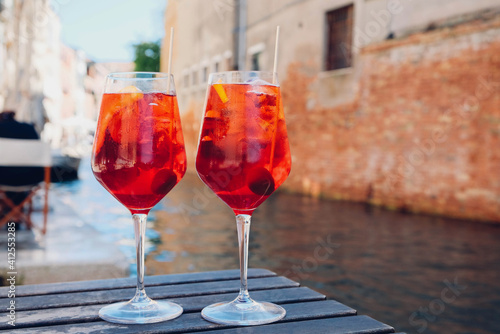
(196, 79, 291, 214)
(93, 92, 186, 212)
(91, 72, 186, 324)
(196, 71, 291, 325)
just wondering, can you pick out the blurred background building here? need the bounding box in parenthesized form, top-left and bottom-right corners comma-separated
(0, 0, 133, 157)
(163, 0, 500, 221)
(0, 3, 498, 333)
(1, 0, 499, 222)
(0, 0, 58, 133)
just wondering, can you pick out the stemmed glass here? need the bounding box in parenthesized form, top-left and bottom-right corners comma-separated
(196, 71, 292, 325)
(91, 72, 186, 324)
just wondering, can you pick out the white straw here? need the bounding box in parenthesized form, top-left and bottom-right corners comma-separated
(167, 27, 174, 92)
(272, 26, 280, 84)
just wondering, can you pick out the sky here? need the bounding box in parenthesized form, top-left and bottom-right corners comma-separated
(55, 0, 166, 62)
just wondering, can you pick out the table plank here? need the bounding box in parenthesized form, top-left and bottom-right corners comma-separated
(2, 276, 299, 312)
(0, 287, 330, 330)
(0, 269, 399, 334)
(9, 300, 365, 334)
(0, 269, 275, 298)
(195, 316, 394, 334)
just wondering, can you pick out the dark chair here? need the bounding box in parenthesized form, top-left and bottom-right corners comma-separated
(0, 138, 51, 234)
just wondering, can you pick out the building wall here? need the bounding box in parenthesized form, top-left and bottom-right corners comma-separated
(0, 0, 60, 132)
(164, 0, 500, 221)
(162, 0, 238, 159)
(284, 17, 500, 221)
(0, 1, 132, 154)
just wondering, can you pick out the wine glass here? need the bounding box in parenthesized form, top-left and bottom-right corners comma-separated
(91, 72, 186, 324)
(196, 71, 292, 325)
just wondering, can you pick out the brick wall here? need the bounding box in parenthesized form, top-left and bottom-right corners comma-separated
(281, 17, 500, 222)
(178, 17, 500, 222)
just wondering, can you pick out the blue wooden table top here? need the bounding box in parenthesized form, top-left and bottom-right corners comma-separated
(0, 268, 404, 333)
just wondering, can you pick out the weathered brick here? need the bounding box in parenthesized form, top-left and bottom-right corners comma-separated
(278, 19, 500, 222)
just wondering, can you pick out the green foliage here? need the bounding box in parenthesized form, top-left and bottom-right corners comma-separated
(133, 41, 161, 72)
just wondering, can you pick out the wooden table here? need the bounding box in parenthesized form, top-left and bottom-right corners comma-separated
(0, 269, 404, 333)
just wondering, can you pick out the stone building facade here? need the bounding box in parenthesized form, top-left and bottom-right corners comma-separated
(0, 0, 59, 132)
(0, 0, 133, 154)
(163, 0, 500, 221)
(0, 0, 91, 137)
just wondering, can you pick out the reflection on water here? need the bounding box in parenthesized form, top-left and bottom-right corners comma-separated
(62, 163, 500, 334)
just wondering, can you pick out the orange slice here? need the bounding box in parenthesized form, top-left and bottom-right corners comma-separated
(119, 85, 143, 99)
(206, 109, 219, 118)
(213, 84, 229, 103)
(95, 87, 144, 151)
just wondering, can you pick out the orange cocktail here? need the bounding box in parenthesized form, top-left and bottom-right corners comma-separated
(93, 91, 186, 213)
(91, 72, 185, 324)
(196, 71, 291, 326)
(196, 83, 291, 215)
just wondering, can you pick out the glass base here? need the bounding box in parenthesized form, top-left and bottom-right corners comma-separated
(201, 298, 286, 326)
(99, 298, 183, 324)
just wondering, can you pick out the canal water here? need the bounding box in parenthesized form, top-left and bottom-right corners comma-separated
(58, 161, 500, 334)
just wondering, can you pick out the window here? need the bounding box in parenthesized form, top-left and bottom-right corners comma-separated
(248, 43, 265, 71)
(192, 70, 198, 86)
(202, 66, 208, 83)
(223, 50, 233, 70)
(325, 4, 353, 70)
(251, 52, 260, 71)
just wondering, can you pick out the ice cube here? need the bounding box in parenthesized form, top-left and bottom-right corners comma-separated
(245, 78, 273, 86)
(257, 118, 273, 132)
(119, 85, 142, 93)
(105, 105, 139, 145)
(118, 85, 144, 106)
(239, 138, 269, 163)
(101, 166, 140, 191)
(198, 136, 225, 161)
(246, 90, 277, 109)
(203, 113, 230, 139)
(149, 93, 174, 118)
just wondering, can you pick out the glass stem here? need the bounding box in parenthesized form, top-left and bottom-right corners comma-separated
(236, 214, 252, 303)
(132, 213, 150, 303)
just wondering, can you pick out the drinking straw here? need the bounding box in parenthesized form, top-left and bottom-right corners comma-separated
(167, 27, 175, 169)
(167, 27, 174, 93)
(272, 26, 280, 84)
(269, 26, 280, 168)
